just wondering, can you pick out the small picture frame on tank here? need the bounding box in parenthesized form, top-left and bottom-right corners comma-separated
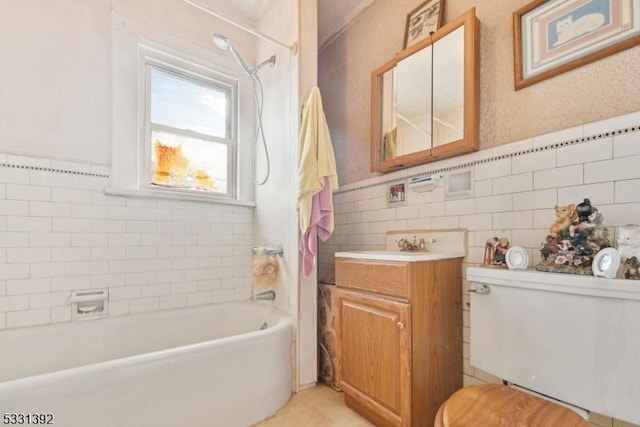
(388, 182, 407, 206)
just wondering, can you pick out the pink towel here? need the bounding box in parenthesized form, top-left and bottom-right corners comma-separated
(300, 177, 333, 277)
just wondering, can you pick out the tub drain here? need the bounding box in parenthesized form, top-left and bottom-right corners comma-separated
(260, 322, 267, 330)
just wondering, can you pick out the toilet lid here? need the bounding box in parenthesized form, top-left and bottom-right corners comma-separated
(439, 384, 588, 427)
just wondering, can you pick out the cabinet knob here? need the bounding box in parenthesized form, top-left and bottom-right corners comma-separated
(396, 321, 405, 329)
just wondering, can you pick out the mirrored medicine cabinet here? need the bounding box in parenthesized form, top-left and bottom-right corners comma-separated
(371, 8, 480, 173)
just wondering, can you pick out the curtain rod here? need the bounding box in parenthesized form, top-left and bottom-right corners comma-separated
(183, 0, 295, 52)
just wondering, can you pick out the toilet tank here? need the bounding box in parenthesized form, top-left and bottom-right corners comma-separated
(467, 267, 640, 425)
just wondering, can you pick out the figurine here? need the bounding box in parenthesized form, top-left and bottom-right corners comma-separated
(546, 235, 560, 254)
(624, 256, 640, 279)
(572, 228, 593, 256)
(537, 199, 611, 275)
(576, 198, 594, 223)
(493, 237, 510, 265)
(482, 237, 510, 268)
(549, 204, 577, 237)
(587, 210, 607, 240)
(539, 243, 550, 261)
(483, 237, 499, 265)
(616, 225, 640, 261)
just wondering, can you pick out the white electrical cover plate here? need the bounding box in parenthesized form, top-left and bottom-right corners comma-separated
(592, 247, 620, 279)
(506, 246, 529, 270)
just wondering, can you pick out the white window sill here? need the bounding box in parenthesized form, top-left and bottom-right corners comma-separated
(104, 187, 256, 208)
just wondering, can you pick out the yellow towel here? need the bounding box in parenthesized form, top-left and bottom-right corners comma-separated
(297, 87, 339, 234)
(383, 128, 397, 160)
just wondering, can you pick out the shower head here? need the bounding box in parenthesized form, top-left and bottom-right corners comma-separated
(212, 33, 231, 51)
(212, 32, 275, 78)
(212, 32, 252, 77)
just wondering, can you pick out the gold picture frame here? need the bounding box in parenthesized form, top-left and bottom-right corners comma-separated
(514, 0, 640, 90)
(404, 0, 444, 49)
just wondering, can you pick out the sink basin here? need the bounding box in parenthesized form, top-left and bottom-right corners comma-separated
(334, 250, 465, 262)
(335, 229, 468, 262)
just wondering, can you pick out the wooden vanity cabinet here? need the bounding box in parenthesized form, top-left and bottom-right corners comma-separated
(334, 257, 462, 427)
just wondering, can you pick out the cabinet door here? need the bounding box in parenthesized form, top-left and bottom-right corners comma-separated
(335, 288, 412, 427)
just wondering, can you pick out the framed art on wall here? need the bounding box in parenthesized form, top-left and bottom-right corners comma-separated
(387, 182, 407, 206)
(514, 0, 640, 90)
(404, 0, 444, 49)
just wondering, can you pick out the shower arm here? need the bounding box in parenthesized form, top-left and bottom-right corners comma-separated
(253, 55, 276, 74)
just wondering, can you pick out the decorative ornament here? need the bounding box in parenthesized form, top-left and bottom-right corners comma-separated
(483, 236, 511, 268)
(537, 199, 611, 275)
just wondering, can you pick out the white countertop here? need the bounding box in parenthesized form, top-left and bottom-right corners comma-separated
(335, 250, 466, 262)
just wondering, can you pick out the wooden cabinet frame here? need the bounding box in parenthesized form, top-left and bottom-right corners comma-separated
(335, 257, 463, 426)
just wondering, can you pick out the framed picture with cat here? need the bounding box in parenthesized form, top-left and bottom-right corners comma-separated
(513, 0, 640, 90)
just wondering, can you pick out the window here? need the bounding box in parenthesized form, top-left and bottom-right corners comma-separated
(144, 56, 237, 197)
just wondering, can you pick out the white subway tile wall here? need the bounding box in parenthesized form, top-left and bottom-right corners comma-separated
(0, 158, 253, 329)
(319, 112, 640, 427)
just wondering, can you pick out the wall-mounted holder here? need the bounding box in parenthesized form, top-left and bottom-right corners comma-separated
(70, 289, 109, 320)
(252, 244, 284, 257)
(409, 175, 442, 192)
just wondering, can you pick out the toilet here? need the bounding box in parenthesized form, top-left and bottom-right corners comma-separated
(435, 267, 640, 427)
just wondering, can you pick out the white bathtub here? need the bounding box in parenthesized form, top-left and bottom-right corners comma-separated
(0, 301, 293, 427)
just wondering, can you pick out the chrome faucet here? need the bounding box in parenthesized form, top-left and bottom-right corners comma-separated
(397, 236, 419, 251)
(419, 238, 427, 250)
(397, 236, 436, 251)
(251, 290, 275, 301)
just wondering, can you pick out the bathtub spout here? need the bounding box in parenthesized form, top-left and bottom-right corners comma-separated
(251, 290, 275, 301)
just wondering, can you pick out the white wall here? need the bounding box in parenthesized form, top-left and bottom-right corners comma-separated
(254, 0, 299, 386)
(0, 0, 112, 164)
(296, 0, 321, 391)
(254, 0, 321, 391)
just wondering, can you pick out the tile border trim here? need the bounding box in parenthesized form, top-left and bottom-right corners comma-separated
(0, 162, 109, 178)
(336, 124, 640, 195)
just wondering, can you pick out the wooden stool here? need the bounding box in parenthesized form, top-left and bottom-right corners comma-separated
(434, 384, 588, 427)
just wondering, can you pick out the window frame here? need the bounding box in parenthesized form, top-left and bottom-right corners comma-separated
(139, 44, 238, 199)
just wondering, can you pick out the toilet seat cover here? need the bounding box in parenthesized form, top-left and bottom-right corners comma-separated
(438, 384, 588, 427)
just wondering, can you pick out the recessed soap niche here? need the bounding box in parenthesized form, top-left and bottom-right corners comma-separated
(445, 168, 474, 199)
(70, 289, 109, 320)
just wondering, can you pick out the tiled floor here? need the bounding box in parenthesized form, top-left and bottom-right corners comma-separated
(252, 384, 640, 427)
(253, 384, 374, 426)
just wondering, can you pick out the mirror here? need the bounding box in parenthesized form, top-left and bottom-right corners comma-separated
(371, 8, 479, 173)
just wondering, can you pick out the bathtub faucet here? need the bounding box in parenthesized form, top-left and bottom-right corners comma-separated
(251, 290, 275, 301)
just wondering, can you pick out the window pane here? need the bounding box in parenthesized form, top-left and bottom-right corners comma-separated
(150, 68, 227, 138)
(151, 130, 228, 194)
